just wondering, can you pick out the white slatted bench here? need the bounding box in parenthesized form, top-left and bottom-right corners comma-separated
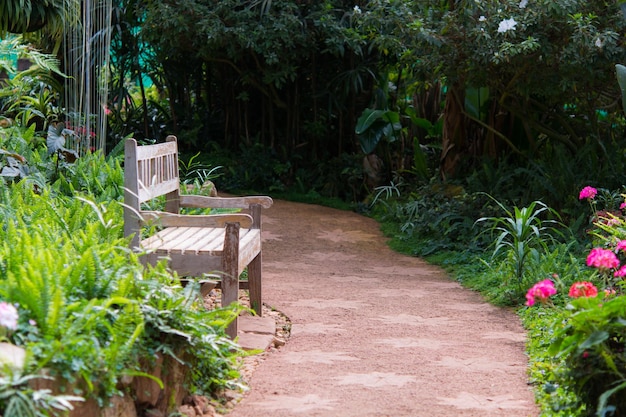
(123, 135, 273, 338)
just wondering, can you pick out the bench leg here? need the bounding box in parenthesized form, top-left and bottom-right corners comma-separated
(222, 223, 240, 339)
(248, 253, 262, 317)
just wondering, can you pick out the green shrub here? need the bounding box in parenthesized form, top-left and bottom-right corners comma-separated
(0, 177, 243, 411)
(476, 197, 565, 292)
(549, 295, 626, 416)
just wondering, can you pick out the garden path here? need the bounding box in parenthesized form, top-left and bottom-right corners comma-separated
(227, 198, 539, 417)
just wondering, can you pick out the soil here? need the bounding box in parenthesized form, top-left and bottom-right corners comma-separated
(223, 198, 540, 417)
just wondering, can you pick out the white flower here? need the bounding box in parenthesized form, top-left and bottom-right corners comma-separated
(479, 15, 486, 22)
(595, 38, 604, 48)
(497, 18, 517, 33)
(519, 0, 528, 8)
(353, 5, 362, 14)
(0, 303, 18, 331)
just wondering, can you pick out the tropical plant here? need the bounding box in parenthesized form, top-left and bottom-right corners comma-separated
(475, 197, 565, 291)
(0, 0, 79, 38)
(179, 152, 223, 186)
(0, 37, 65, 119)
(0, 372, 83, 417)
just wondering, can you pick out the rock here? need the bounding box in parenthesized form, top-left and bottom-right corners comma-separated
(132, 354, 164, 407)
(0, 342, 25, 370)
(178, 404, 197, 417)
(101, 395, 137, 417)
(273, 336, 286, 347)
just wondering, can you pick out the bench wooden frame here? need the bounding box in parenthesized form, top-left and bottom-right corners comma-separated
(123, 136, 273, 337)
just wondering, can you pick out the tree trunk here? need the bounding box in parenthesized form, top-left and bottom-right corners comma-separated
(440, 83, 467, 180)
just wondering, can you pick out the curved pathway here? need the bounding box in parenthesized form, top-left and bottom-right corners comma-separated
(228, 199, 538, 417)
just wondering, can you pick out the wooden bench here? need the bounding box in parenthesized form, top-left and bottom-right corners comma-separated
(123, 136, 273, 338)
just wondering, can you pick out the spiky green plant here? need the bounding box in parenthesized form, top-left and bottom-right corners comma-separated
(476, 197, 565, 291)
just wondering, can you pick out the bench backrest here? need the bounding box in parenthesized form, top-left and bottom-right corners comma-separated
(124, 135, 181, 247)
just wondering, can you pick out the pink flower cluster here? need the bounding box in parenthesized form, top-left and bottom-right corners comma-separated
(579, 186, 597, 200)
(525, 279, 556, 306)
(585, 243, 626, 278)
(568, 281, 598, 298)
(586, 248, 620, 270)
(526, 280, 600, 307)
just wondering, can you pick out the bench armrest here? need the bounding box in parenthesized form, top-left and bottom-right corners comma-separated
(179, 195, 273, 210)
(140, 210, 253, 229)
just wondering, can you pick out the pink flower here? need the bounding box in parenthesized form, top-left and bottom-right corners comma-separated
(568, 281, 598, 298)
(615, 265, 626, 277)
(607, 218, 621, 227)
(525, 279, 557, 307)
(0, 302, 18, 330)
(579, 186, 597, 200)
(621, 202, 626, 210)
(617, 240, 626, 252)
(586, 247, 620, 270)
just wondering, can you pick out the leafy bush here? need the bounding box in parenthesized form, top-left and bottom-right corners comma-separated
(476, 198, 565, 291)
(371, 180, 494, 256)
(519, 185, 626, 415)
(549, 295, 626, 416)
(0, 155, 244, 413)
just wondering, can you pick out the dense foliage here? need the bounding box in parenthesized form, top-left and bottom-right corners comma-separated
(0, 43, 244, 416)
(5, 1, 626, 415)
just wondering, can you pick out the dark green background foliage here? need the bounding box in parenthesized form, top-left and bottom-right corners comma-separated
(108, 0, 419, 194)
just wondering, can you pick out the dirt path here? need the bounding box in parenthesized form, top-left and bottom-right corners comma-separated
(227, 199, 539, 417)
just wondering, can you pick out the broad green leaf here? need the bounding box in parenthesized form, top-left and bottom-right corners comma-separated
(357, 125, 384, 154)
(46, 123, 66, 154)
(411, 137, 429, 179)
(465, 86, 489, 121)
(579, 330, 609, 350)
(355, 108, 385, 135)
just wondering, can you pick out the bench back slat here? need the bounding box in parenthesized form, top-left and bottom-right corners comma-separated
(124, 136, 181, 248)
(130, 139, 180, 203)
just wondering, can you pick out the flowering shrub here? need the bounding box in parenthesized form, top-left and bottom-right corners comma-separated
(525, 279, 598, 307)
(567, 281, 598, 298)
(586, 247, 620, 271)
(549, 295, 626, 415)
(579, 186, 598, 201)
(529, 185, 626, 415)
(525, 279, 556, 306)
(411, 0, 626, 181)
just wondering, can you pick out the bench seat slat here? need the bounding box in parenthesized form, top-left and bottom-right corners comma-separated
(142, 226, 203, 250)
(142, 227, 260, 257)
(178, 227, 226, 253)
(143, 227, 220, 254)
